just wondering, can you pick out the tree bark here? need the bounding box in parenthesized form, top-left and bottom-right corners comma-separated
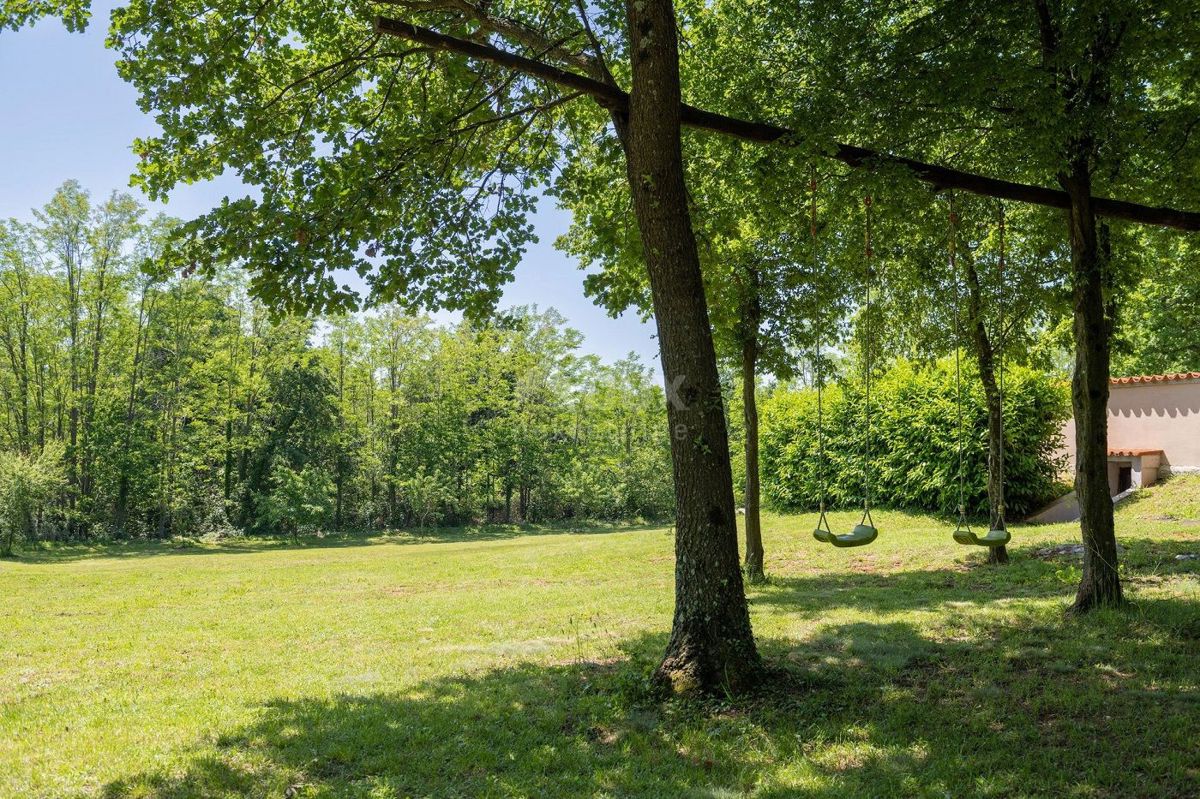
(740, 283, 765, 581)
(963, 259, 1009, 565)
(1063, 165, 1123, 612)
(621, 0, 760, 694)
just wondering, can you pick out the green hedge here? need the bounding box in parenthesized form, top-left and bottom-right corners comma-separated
(760, 360, 1069, 519)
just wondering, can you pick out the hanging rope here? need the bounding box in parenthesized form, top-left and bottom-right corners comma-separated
(950, 194, 969, 530)
(811, 167, 830, 533)
(813, 190, 879, 548)
(996, 203, 1007, 530)
(862, 195, 874, 519)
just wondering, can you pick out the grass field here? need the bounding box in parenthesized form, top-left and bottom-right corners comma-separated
(3, 479, 1199, 798)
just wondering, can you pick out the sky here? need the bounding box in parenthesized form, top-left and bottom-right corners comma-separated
(0, 4, 661, 369)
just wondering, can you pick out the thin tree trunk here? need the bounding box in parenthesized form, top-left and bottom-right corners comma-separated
(741, 325, 765, 581)
(335, 334, 346, 529)
(223, 308, 242, 502)
(963, 259, 1009, 565)
(80, 258, 109, 505)
(388, 333, 400, 527)
(66, 244, 81, 535)
(114, 280, 155, 533)
(1063, 164, 1123, 612)
(621, 0, 760, 693)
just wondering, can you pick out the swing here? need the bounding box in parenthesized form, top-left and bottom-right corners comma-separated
(813, 189, 878, 548)
(949, 199, 1011, 549)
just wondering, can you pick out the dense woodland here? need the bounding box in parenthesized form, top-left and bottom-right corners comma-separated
(0, 183, 674, 548)
(3, 182, 1195, 553)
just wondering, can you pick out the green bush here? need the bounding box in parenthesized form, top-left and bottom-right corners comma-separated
(0, 445, 66, 556)
(760, 360, 1069, 519)
(255, 459, 335, 538)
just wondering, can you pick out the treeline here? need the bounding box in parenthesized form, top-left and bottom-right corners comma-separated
(0, 183, 673, 548)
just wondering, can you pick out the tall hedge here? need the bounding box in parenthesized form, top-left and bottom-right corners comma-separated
(760, 361, 1069, 519)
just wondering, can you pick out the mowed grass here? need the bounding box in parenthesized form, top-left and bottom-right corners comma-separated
(3, 480, 1200, 798)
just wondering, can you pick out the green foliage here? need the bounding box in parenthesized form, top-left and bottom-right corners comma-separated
(255, 459, 334, 539)
(761, 360, 1069, 518)
(1114, 235, 1200, 375)
(0, 444, 65, 556)
(0, 184, 673, 539)
(403, 467, 450, 529)
(1, 0, 90, 31)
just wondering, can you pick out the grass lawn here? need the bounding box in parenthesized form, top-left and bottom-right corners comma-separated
(3, 479, 1199, 798)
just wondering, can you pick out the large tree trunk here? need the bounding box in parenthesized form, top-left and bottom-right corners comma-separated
(1063, 164, 1123, 612)
(621, 0, 760, 693)
(741, 321, 765, 582)
(963, 259, 1009, 565)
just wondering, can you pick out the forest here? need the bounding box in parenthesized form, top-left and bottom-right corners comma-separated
(0, 182, 674, 549)
(4, 179, 1191, 553)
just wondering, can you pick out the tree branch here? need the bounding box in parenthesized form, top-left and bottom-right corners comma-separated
(375, 16, 1200, 233)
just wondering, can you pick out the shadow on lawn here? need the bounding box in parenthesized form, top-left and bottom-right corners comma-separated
(752, 533, 1200, 618)
(15, 522, 665, 564)
(96, 602, 1200, 799)
(755, 548, 1070, 616)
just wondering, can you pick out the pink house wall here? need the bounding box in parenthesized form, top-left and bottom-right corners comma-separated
(1057, 377, 1200, 476)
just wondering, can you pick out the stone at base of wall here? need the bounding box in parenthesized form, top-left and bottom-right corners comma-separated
(1161, 465, 1200, 476)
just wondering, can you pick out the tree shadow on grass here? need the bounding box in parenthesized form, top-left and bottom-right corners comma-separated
(1120, 536, 1200, 571)
(96, 607, 1200, 799)
(753, 532, 1200, 619)
(752, 558, 1073, 617)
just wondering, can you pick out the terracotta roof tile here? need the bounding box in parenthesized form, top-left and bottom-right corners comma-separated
(1110, 371, 1200, 385)
(1108, 448, 1163, 457)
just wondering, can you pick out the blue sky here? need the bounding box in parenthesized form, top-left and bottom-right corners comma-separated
(0, 4, 660, 368)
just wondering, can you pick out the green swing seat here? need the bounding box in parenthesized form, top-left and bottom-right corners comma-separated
(952, 525, 1011, 548)
(814, 509, 878, 548)
(814, 523, 879, 548)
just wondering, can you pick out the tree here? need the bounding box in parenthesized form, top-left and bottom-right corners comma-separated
(1113, 235, 1200, 374)
(256, 458, 335, 540)
(711, 0, 1200, 609)
(0, 444, 65, 557)
(41, 0, 762, 691)
(402, 466, 448, 529)
(615, 0, 760, 690)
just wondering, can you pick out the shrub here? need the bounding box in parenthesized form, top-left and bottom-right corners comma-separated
(0, 445, 66, 556)
(255, 459, 334, 539)
(403, 467, 450, 528)
(760, 360, 1069, 519)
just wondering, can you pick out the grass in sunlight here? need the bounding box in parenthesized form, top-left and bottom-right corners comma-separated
(3, 478, 1199, 797)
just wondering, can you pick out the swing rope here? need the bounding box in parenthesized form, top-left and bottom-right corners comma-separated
(861, 195, 875, 529)
(996, 203, 1007, 531)
(812, 167, 831, 537)
(812, 189, 877, 548)
(950, 195, 972, 535)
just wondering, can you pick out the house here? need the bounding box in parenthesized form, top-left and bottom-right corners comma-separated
(1059, 371, 1200, 496)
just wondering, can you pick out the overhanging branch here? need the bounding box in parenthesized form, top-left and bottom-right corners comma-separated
(376, 16, 1200, 232)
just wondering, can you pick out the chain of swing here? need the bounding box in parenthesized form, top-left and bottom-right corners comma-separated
(950, 194, 1012, 548)
(810, 181, 1011, 549)
(811, 177, 877, 548)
